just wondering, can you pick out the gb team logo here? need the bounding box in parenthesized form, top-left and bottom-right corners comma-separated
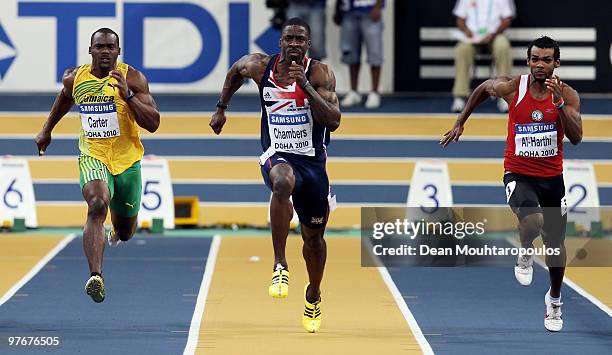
(263, 83, 308, 112)
(263, 57, 312, 113)
(531, 110, 544, 122)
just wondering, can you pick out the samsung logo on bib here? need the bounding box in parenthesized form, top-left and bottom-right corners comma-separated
(269, 114, 309, 125)
(515, 123, 556, 134)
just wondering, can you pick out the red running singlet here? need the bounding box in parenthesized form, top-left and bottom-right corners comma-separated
(504, 74, 565, 177)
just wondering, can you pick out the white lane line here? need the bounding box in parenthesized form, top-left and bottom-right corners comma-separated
(505, 237, 611, 317)
(183, 235, 221, 355)
(378, 266, 435, 355)
(0, 233, 76, 307)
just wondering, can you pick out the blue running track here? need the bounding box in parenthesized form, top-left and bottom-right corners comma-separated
(0, 236, 212, 354)
(388, 252, 612, 354)
(1, 94, 611, 114)
(2, 137, 611, 159)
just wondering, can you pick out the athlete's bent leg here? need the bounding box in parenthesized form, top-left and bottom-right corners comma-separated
(107, 161, 141, 242)
(543, 215, 566, 331)
(269, 163, 295, 270)
(519, 212, 543, 248)
(542, 190, 567, 331)
(301, 224, 326, 303)
(82, 180, 110, 274)
(110, 211, 138, 242)
(514, 212, 543, 286)
(547, 260, 566, 298)
(542, 209, 567, 298)
(301, 224, 326, 332)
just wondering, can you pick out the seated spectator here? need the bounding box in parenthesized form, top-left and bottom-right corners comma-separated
(451, 0, 515, 113)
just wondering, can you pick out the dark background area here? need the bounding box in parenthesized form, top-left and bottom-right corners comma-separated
(394, 0, 611, 93)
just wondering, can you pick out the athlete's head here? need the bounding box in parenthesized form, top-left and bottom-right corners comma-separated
(527, 36, 560, 81)
(279, 17, 311, 64)
(89, 28, 121, 71)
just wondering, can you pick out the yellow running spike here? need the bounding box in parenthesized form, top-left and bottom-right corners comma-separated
(302, 284, 321, 333)
(268, 264, 289, 298)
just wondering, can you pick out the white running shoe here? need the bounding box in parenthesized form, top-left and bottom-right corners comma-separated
(451, 97, 466, 112)
(364, 92, 381, 109)
(341, 90, 362, 107)
(497, 98, 509, 112)
(107, 228, 121, 247)
(544, 292, 563, 332)
(514, 253, 533, 286)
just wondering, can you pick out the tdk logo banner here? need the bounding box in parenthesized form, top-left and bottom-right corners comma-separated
(0, 0, 282, 92)
(0, 22, 17, 81)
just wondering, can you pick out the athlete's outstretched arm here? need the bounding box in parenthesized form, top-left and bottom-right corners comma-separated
(35, 67, 77, 155)
(546, 75, 582, 145)
(112, 67, 160, 133)
(290, 62, 341, 131)
(210, 53, 268, 134)
(440, 76, 516, 147)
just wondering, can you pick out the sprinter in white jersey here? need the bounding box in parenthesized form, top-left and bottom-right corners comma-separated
(209, 18, 341, 333)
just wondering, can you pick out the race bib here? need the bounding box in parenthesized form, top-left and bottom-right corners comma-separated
(267, 112, 314, 156)
(514, 122, 558, 158)
(80, 103, 120, 139)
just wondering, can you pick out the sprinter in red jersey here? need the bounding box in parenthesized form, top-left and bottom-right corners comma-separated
(440, 36, 582, 332)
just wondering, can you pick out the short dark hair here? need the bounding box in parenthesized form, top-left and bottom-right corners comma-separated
(281, 17, 311, 38)
(90, 28, 119, 47)
(528, 36, 560, 61)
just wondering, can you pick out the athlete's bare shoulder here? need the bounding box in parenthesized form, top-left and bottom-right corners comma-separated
(125, 65, 154, 96)
(237, 53, 271, 83)
(494, 75, 517, 94)
(561, 81, 580, 109)
(306, 60, 339, 109)
(126, 64, 142, 76)
(561, 82, 579, 99)
(488, 75, 518, 103)
(126, 65, 149, 84)
(308, 60, 335, 88)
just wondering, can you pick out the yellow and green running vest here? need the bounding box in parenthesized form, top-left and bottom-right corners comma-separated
(73, 62, 144, 175)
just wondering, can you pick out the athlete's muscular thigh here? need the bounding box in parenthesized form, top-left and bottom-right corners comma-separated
(270, 163, 296, 197)
(82, 180, 110, 217)
(111, 212, 137, 241)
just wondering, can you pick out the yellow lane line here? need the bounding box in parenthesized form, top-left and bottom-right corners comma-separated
(529, 238, 612, 313)
(27, 159, 612, 183)
(36, 204, 612, 231)
(35, 204, 360, 229)
(564, 268, 612, 309)
(2, 115, 612, 137)
(0, 235, 69, 304)
(195, 236, 422, 354)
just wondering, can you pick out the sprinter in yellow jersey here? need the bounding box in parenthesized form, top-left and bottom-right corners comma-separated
(35, 28, 160, 303)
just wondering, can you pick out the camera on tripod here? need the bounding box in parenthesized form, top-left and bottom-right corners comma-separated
(265, 0, 289, 29)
